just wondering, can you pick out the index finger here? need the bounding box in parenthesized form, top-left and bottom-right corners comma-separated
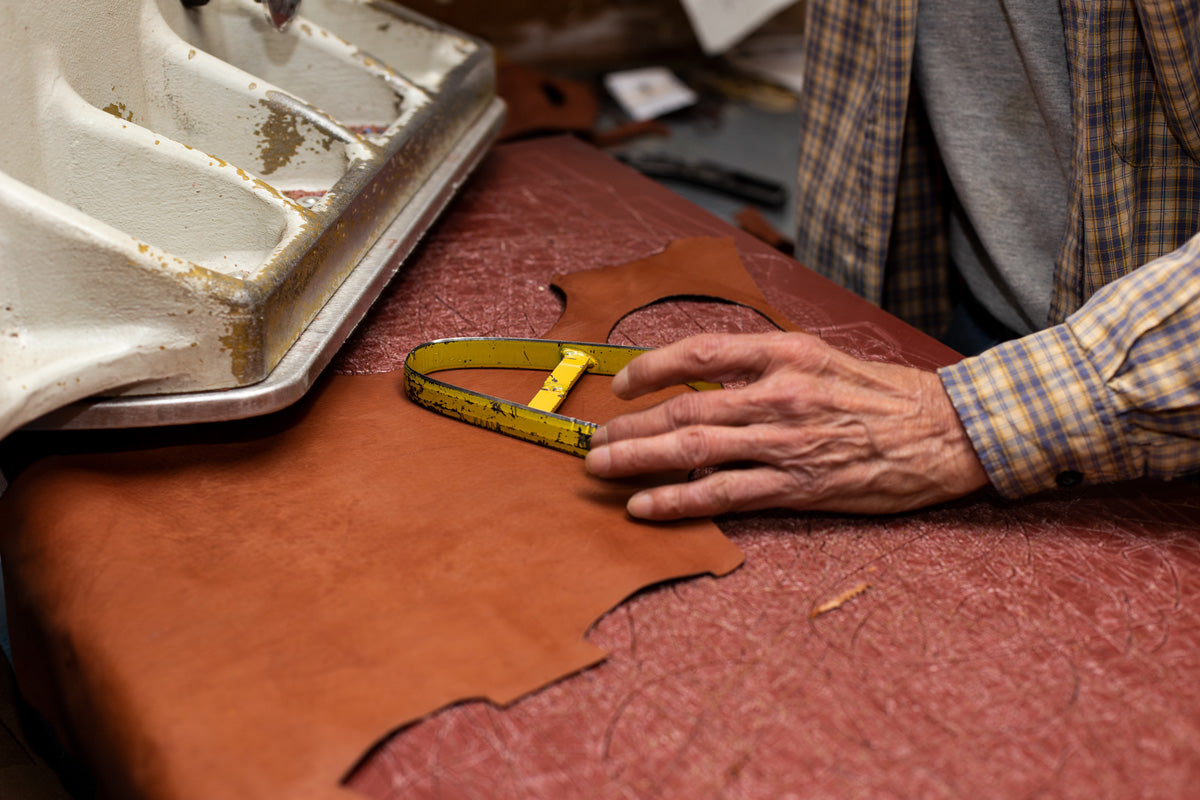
(614, 332, 784, 399)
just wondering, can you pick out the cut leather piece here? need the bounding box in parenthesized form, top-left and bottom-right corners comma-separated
(496, 64, 599, 141)
(0, 236, 799, 800)
(544, 236, 804, 342)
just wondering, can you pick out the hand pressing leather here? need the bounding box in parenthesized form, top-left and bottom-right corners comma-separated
(585, 332, 990, 518)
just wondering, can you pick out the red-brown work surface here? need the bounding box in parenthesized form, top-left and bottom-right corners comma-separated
(334, 137, 1200, 799)
(4, 136, 1200, 799)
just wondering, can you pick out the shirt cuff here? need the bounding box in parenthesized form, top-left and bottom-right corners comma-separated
(937, 324, 1140, 498)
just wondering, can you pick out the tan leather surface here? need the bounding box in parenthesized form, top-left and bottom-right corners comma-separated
(0, 236, 796, 799)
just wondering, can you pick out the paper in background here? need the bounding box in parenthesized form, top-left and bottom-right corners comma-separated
(604, 67, 699, 121)
(678, 0, 801, 55)
(726, 32, 806, 94)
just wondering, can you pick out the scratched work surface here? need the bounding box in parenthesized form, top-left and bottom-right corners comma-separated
(335, 137, 1200, 798)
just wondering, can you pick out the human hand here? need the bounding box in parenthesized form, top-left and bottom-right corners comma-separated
(585, 332, 989, 519)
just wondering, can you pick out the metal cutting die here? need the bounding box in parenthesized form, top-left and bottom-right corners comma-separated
(0, 0, 503, 438)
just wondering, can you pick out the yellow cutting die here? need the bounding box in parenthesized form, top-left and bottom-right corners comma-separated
(528, 348, 597, 412)
(403, 337, 720, 456)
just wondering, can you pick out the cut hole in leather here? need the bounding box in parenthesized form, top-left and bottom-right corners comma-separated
(610, 297, 782, 348)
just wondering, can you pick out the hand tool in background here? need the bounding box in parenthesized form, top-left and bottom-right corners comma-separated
(180, 0, 304, 31)
(259, 0, 303, 30)
(615, 152, 788, 209)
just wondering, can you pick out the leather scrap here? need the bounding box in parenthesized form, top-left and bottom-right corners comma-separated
(734, 205, 794, 254)
(0, 237, 796, 800)
(496, 63, 599, 141)
(545, 236, 802, 341)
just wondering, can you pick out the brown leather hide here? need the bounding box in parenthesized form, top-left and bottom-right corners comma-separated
(0, 237, 787, 800)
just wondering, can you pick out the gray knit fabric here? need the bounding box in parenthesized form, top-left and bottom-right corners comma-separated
(914, 0, 1073, 335)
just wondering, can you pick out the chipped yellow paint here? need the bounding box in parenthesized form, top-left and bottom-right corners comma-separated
(121, 233, 260, 383)
(355, 51, 402, 82)
(218, 317, 257, 383)
(528, 348, 595, 412)
(102, 101, 133, 121)
(253, 175, 285, 200)
(253, 100, 305, 176)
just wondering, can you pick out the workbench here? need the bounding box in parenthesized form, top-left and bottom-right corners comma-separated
(7, 136, 1200, 798)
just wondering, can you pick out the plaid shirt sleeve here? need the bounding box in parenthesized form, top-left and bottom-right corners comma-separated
(938, 231, 1200, 497)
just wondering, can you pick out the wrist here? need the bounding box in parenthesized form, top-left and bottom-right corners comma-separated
(922, 369, 990, 497)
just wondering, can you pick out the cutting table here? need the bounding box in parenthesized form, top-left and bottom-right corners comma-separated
(6, 135, 1200, 798)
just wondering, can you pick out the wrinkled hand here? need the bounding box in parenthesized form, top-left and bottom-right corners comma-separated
(585, 332, 989, 519)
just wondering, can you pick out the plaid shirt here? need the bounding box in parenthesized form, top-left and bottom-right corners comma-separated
(796, 0, 1200, 495)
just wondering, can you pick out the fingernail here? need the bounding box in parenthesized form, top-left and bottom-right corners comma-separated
(590, 425, 608, 447)
(585, 445, 610, 475)
(626, 492, 653, 518)
(611, 369, 629, 398)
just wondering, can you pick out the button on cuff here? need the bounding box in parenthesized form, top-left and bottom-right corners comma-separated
(1055, 470, 1084, 488)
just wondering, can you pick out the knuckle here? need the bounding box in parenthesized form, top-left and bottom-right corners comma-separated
(745, 383, 795, 418)
(701, 468, 770, 515)
(663, 391, 705, 428)
(676, 426, 718, 465)
(705, 474, 738, 513)
(687, 334, 726, 369)
(596, 413, 638, 445)
(775, 331, 828, 367)
(657, 487, 689, 518)
(636, 484, 690, 520)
